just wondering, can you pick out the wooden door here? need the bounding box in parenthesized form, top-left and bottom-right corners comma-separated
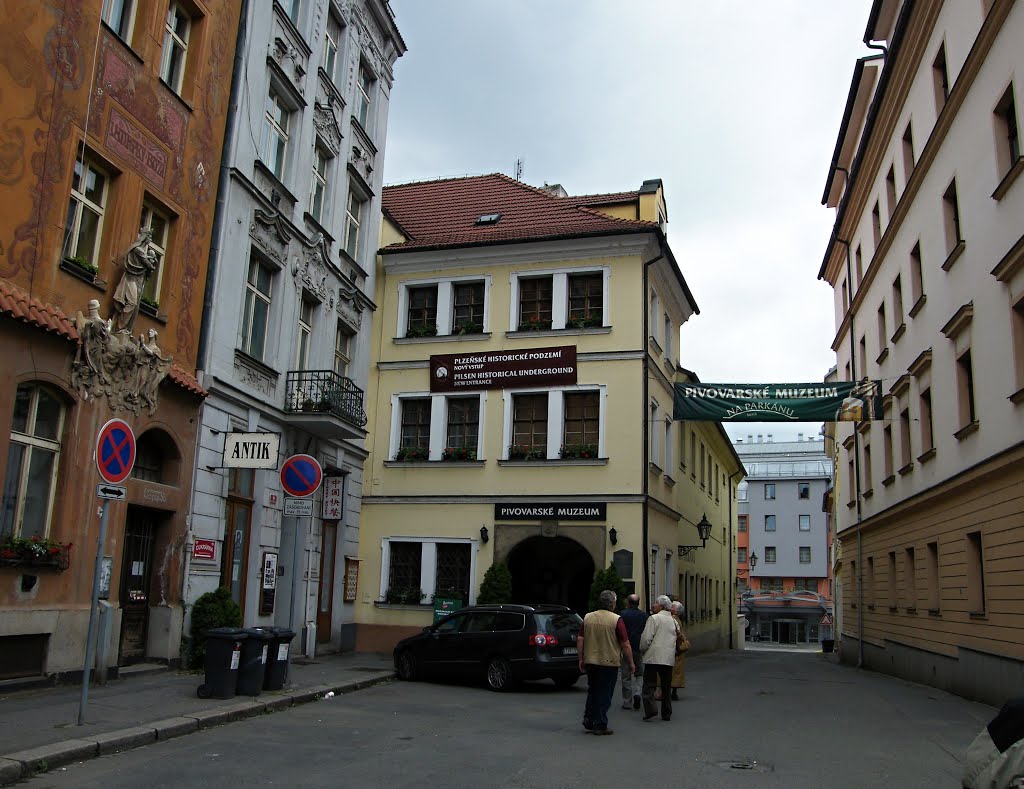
(316, 522, 336, 643)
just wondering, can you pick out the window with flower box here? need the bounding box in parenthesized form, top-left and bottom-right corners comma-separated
(512, 267, 609, 331)
(406, 285, 438, 337)
(398, 277, 491, 338)
(62, 151, 110, 274)
(379, 537, 477, 605)
(504, 386, 606, 460)
(390, 393, 485, 462)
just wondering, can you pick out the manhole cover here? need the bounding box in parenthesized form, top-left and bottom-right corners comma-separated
(713, 759, 773, 774)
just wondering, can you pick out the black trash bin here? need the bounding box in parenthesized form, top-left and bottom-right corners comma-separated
(263, 627, 296, 691)
(197, 627, 247, 699)
(822, 638, 835, 653)
(236, 627, 274, 696)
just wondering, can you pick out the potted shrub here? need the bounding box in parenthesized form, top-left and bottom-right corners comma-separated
(453, 320, 483, 336)
(63, 256, 99, 279)
(385, 587, 425, 605)
(560, 443, 599, 459)
(441, 446, 476, 462)
(395, 446, 429, 461)
(405, 325, 438, 338)
(140, 295, 160, 315)
(517, 316, 551, 332)
(566, 314, 602, 329)
(508, 443, 545, 460)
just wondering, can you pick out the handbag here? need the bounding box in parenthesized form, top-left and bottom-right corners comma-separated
(675, 625, 690, 656)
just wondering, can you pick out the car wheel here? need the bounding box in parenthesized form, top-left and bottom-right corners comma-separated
(486, 655, 513, 692)
(396, 650, 418, 681)
(553, 674, 579, 689)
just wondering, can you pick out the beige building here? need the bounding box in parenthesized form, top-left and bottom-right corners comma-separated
(820, 0, 1024, 705)
(355, 175, 743, 653)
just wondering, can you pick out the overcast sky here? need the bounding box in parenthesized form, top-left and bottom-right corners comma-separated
(381, 1, 875, 443)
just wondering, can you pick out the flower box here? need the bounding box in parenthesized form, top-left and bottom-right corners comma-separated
(508, 444, 545, 460)
(0, 536, 72, 572)
(559, 443, 599, 459)
(394, 446, 429, 461)
(441, 446, 476, 461)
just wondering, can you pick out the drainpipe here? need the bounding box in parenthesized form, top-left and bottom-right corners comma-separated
(641, 252, 664, 609)
(728, 469, 743, 650)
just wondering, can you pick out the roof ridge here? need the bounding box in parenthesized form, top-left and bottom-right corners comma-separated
(575, 204, 658, 228)
(383, 172, 503, 191)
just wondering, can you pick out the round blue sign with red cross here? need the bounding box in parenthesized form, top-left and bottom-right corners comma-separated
(96, 418, 136, 484)
(280, 454, 322, 498)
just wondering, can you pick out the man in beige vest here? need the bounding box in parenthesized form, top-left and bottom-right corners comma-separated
(577, 589, 635, 735)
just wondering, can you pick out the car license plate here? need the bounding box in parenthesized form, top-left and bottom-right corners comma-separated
(563, 646, 578, 655)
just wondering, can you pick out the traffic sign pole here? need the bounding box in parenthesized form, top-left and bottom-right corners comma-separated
(79, 499, 109, 725)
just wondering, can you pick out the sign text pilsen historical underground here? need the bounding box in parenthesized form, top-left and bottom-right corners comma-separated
(431, 345, 577, 392)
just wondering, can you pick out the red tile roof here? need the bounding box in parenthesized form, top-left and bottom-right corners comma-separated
(566, 190, 641, 207)
(381, 173, 657, 253)
(0, 279, 206, 397)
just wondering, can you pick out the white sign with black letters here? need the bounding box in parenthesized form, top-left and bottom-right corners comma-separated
(223, 432, 280, 469)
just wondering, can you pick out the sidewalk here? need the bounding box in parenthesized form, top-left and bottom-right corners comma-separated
(0, 651, 395, 785)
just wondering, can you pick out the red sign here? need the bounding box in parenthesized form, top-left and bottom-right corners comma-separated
(280, 454, 322, 498)
(192, 539, 216, 561)
(96, 418, 136, 484)
(430, 345, 577, 392)
(322, 476, 344, 520)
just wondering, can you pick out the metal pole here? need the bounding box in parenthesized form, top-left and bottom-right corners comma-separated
(79, 500, 109, 725)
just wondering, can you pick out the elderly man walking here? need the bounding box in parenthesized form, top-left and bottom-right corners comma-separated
(639, 594, 679, 721)
(618, 594, 648, 710)
(577, 590, 635, 735)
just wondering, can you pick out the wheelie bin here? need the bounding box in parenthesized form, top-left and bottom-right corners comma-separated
(263, 627, 296, 691)
(197, 627, 247, 699)
(236, 627, 274, 696)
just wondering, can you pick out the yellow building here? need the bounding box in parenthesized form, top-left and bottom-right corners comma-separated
(355, 175, 743, 654)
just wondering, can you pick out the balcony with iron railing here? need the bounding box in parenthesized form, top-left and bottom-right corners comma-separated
(283, 370, 367, 440)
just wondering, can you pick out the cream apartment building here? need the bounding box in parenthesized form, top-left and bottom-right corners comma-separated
(820, 0, 1024, 705)
(355, 175, 743, 654)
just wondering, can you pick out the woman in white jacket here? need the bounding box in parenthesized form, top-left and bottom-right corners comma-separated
(638, 595, 679, 722)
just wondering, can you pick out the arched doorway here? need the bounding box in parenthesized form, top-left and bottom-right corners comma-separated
(507, 536, 594, 615)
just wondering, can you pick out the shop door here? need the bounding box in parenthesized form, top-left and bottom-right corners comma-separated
(316, 522, 336, 643)
(119, 509, 157, 664)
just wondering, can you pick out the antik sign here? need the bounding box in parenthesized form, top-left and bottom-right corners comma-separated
(223, 432, 281, 468)
(673, 381, 883, 422)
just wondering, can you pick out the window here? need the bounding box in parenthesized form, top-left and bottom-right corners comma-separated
(867, 557, 876, 607)
(847, 457, 856, 503)
(343, 188, 366, 259)
(102, 0, 135, 40)
(295, 297, 313, 369)
(799, 515, 810, 532)
(995, 84, 1021, 179)
(446, 398, 479, 453)
(892, 275, 904, 334)
(794, 578, 818, 593)
(859, 335, 867, 370)
(689, 431, 696, 476)
(760, 577, 783, 591)
(399, 398, 431, 455)
(261, 89, 291, 180)
(2, 384, 64, 539)
(798, 482, 810, 499)
(63, 152, 108, 268)
(932, 42, 949, 111)
(434, 543, 471, 601)
(902, 122, 915, 181)
(910, 242, 924, 307)
(698, 440, 705, 486)
(764, 515, 776, 532)
(139, 201, 169, 304)
(876, 303, 887, 351)
(926, 542, 940, 611)
(737, 482, 747, 502)
(452, 282, 484, 334)
(919, 388, 934, 454)
(956, 350, 976, 428)
(862, 441, 872, 492)
(310, 147, 329, 223)
(387, 541, 421, 595)
(883, 424, 894, 479)
(855, 245, 863, 285)
(355, 63, 374, 129)
(942, 179, 962, 257)
(899, 406, 912, 469)
(519, 276, 553, 330)
(886, 166, 897, 217)
(841, 280, 849, 311)
(567, 272, 603, 327)
(872, 200, 881, 247)
(966, 531, 985, 614)
(905, 546, 917, 609)
(737, 547, 747, 563)
(799, 547, 811, 563)
(160, 2, 191, 93)
(563, 391, 599, 450)
(333, 323, 351, 377)
(1013, 297, 1024, 394)
(242, 257, 273, 361)
(663, 314, 673, 361)
(512, 393, 547, 453)
(764, 547, 776, 564)
(222, 468, 254, 608)
(279, 0, 300, 23)
(888, 551, 898, 608)
(764, 483, 775, 500)
(406, 285, 438, 336)
(323, 14, 341, 82)
(737, 514, 747, 532)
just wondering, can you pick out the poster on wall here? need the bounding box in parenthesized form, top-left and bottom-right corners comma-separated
(430, 345, 577, 392)
(673, 380, 883, 422)
(260, 552, 278, 615)
(343, 558, 359, 603)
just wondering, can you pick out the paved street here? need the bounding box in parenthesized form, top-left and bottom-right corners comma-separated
(21, 648, 994, 789)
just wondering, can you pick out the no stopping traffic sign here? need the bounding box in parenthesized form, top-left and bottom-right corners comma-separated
(280, 454, 322, 498)
(96, 419, 136, 485)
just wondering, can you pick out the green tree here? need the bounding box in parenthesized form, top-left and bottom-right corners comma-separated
(187, 587, 242, 669)
(477, 562, 513, 605)
(588, 563, 628, 612)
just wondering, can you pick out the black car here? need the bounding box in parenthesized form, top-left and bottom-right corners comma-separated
(393, 604, 583, 691)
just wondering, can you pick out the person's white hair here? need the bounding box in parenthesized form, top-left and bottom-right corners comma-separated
(670, 601, 683, 615)
(656, 594, 672, 609)
(598, 589, 617, 610)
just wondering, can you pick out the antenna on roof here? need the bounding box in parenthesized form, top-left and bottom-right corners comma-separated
(514, 158, 523, 182)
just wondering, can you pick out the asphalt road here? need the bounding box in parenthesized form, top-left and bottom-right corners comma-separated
(24, 649, 994, 789)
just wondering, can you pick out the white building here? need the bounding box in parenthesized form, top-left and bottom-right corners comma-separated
(187, 0, 405, 653)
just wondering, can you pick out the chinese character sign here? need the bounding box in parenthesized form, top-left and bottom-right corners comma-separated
(322, 476, 344, 521)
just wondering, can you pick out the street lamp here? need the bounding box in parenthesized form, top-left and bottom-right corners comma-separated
(479, 526, 489, 544)
(608, 527, 617, 546)
(749, 551, 758, 568)
(678, 513, 713, 558)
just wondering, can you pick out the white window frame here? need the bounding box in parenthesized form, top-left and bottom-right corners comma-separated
(64, 153, 109, 268)
(764, 546, 777, 564)
(3, 384, 64, 539)
(310, 145, 330, 223)
(663, 417, 673, 475)
(333, 322, 351, 377)
(799, 546, 812, 564)
(262, 88, 291, 180)
(389, 392, 487, 461)
(160, 1, 191, 93)
(242, 256, 274, 361)
(397, 275, 492, 337)
(344, 187, 367, 259)
(500, 385, 607, 460)
(139, 200, 170, 304)
(379, 536, 479, 605)
(295, 297, 313, 369)
(355, 63, 374, 130)
(323, 14, 341, 81)
(799, 514, 811, 532)
(509, 266, 610, 332)
(102, 0, 137, 41)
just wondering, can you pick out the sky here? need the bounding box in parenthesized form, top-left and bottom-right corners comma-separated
(381, 1, 875, 443)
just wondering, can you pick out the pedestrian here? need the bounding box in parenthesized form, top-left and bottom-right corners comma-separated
(578, 589, 635, 736)
(668, 600, 688, 701)
(638, 594, 678, 722)
(618, 593, 648, 710)
(962, 696, 1024, 788)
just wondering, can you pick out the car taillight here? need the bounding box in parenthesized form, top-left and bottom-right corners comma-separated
(531, 634, 559, 646)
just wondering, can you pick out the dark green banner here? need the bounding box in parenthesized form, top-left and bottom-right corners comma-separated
(673, 381, 883, 422)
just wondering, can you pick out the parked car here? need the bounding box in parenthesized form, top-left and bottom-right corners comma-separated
(393, 604, 583, 691)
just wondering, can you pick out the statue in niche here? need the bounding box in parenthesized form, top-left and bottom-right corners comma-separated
(112, 227, 157, 333)
(137, 328, 172, 414)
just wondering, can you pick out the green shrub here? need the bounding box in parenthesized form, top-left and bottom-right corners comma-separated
(188, 587, 242, 668)
(477, 562, 513, 605)
(588, 563, 627, 612)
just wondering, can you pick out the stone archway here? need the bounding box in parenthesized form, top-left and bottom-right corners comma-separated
(506, 535, 595, 615)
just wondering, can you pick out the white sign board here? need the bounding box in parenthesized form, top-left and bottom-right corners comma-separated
(322, 476, 344, 520)
(223, 432, 280, 469)
(284, 497, 314, 516)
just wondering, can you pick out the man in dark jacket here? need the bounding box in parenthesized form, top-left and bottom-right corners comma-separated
(618, 594, 648, 710)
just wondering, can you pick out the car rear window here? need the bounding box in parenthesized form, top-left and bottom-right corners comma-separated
(495, 612, 525, 631)
(534, 612, 582, 640)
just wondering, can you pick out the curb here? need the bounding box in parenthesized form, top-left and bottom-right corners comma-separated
(0, 671, 394, 785)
